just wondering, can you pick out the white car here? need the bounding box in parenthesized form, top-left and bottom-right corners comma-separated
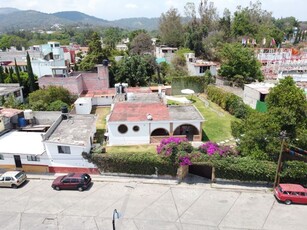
(0, 171, 27, 188)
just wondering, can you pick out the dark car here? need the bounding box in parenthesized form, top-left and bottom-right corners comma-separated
(51, 173, 91, 191)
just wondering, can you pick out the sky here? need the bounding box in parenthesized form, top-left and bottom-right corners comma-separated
(0, 0, 306, 21)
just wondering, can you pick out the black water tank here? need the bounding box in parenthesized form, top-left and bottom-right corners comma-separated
(102, 59, 109, 66)
(61, 106, 68, 114)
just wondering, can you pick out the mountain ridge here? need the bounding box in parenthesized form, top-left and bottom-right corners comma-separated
(0, 8, 159, 32)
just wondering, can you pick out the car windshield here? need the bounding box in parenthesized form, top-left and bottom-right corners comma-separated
(15, 172, 24, 179)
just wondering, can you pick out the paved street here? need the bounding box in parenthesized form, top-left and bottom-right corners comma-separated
(0, 179, 306, 230)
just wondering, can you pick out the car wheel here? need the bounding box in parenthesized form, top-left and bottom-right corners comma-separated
(11, 184, 17, 189)
(55, 186, 60, 191)
(285, 200, 292, 205)
(78, 186, 83, 191)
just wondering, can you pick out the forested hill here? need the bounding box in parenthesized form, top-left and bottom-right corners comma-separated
(0, 8, 159, 32)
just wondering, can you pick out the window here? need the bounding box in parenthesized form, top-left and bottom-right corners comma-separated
(133, 126, 140, 132)
(58, 145, 71, 154)
(14, 91, 21, 97)
(5, 177, 12, 181)
(0, 154, 3, 160)
(118, 124, 128, 134)
(199, 66, 209, 74)
(27, 155, 40, 162)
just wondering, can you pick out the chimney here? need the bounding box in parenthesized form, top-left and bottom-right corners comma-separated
(96, 59, 110, 89)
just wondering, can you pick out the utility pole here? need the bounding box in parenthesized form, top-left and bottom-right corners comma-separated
(273, 131, 287, 188)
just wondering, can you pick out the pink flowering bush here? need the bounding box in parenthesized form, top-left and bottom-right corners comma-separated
(156, 137, 193, 166)
(199, 141, 237, 157)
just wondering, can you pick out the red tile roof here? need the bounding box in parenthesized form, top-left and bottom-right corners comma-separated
(0, 108, 22, 118)
(108, 102, 170, 122)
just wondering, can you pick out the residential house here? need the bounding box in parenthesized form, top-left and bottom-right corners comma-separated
(243, 82, 275, 111)
(0, 108, 98, 173)
(185, 53, 218, 76)
(106, 93, 204, 146)
(0, 83, 24, 105)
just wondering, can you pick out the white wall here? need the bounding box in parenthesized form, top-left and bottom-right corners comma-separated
(108, 122, 150, 146)
(44, 142, 95, 168)
(32, 59, 66, 78)
(0, 152, 50, 167)
(243, 86, 260, 109)
(92, 96, 114, 106)
(75, 98, 92, 115)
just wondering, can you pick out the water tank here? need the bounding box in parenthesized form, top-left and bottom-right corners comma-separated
(61, 106, 68, 114)
(102, 59, 109, 66)
(18, 117, 27, 127)
(24, 109, 34, 120)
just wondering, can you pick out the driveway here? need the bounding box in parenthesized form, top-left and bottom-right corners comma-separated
(0, 180, 306, 230)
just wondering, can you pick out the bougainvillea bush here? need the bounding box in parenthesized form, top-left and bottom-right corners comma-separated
(156, 137, 194, 166)
(198, 141, 237, 157)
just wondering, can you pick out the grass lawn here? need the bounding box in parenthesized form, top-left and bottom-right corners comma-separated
(106, 145, 156, 154)
(91, 106, 110, 144)
(193, 94, 238, 142)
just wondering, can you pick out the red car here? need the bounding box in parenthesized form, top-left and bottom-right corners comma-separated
(51, 173, 92, 191)
(274, 183, 307, 205)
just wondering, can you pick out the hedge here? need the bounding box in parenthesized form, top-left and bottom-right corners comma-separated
(89, 152, 178, 176)
(206, 85, 254, 119)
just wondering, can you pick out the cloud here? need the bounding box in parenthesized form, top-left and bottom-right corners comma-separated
(125, 3, 138, 9)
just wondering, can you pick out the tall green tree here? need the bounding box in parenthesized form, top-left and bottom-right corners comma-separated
(266, 77, 307, 138)
(26, 52, 36, 93)
(14, 58, 21, 85)
(232, 77, 307, 160)
(0, 66, 4, 83)
(159, 8, 184, 47)
(115, 55, 151, 87)
(79, 32, 110, 71)
(130, 33, 153, 55)
(218, 43, 263, 85)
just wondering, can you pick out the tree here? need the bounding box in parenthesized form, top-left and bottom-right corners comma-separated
(14, 58, 21, 85)
(102, 27, 123, 49)
(266, 77, 307, 138)
(79, 32, 111, 71)
(232, 77, 307, 160)
(115, 55, 151, 87)
(0, 66, 4, 83)
(26, 52, 37, 93)
(28, 86, 73, 111)
(218, 43, 263, 85)
(130, 33, 153, 55)
(159, 8, 184, 47)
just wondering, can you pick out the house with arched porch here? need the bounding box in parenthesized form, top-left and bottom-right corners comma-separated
(106, 93, 204, 146)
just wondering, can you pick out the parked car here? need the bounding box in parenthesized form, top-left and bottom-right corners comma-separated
(51, 173, 92, 191)
(274, 183, 307, 205)
(0, 171, 27, 188)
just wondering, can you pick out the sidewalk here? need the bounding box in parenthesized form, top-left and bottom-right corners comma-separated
(26, 172, 272, 192)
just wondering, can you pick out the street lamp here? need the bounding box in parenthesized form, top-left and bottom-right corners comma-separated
(112, 209, 120, 230)
(273, 130, 287, 188)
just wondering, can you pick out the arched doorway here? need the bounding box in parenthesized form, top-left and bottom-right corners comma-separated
(173, 124, 199, 141)
(151, 128, 169, 136)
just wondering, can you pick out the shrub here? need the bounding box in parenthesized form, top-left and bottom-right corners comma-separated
(199, 141, 237, 156)
(91, 152, 177, 176)
(156, 137, 193, 166)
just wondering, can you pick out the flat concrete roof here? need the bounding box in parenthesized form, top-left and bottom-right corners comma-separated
(169, 105, 204, 121)
(126, 93, 162, 103)
(0, 131, 45, 155)
(45, 114, 96, 146)
(245, 82, 275, 94)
